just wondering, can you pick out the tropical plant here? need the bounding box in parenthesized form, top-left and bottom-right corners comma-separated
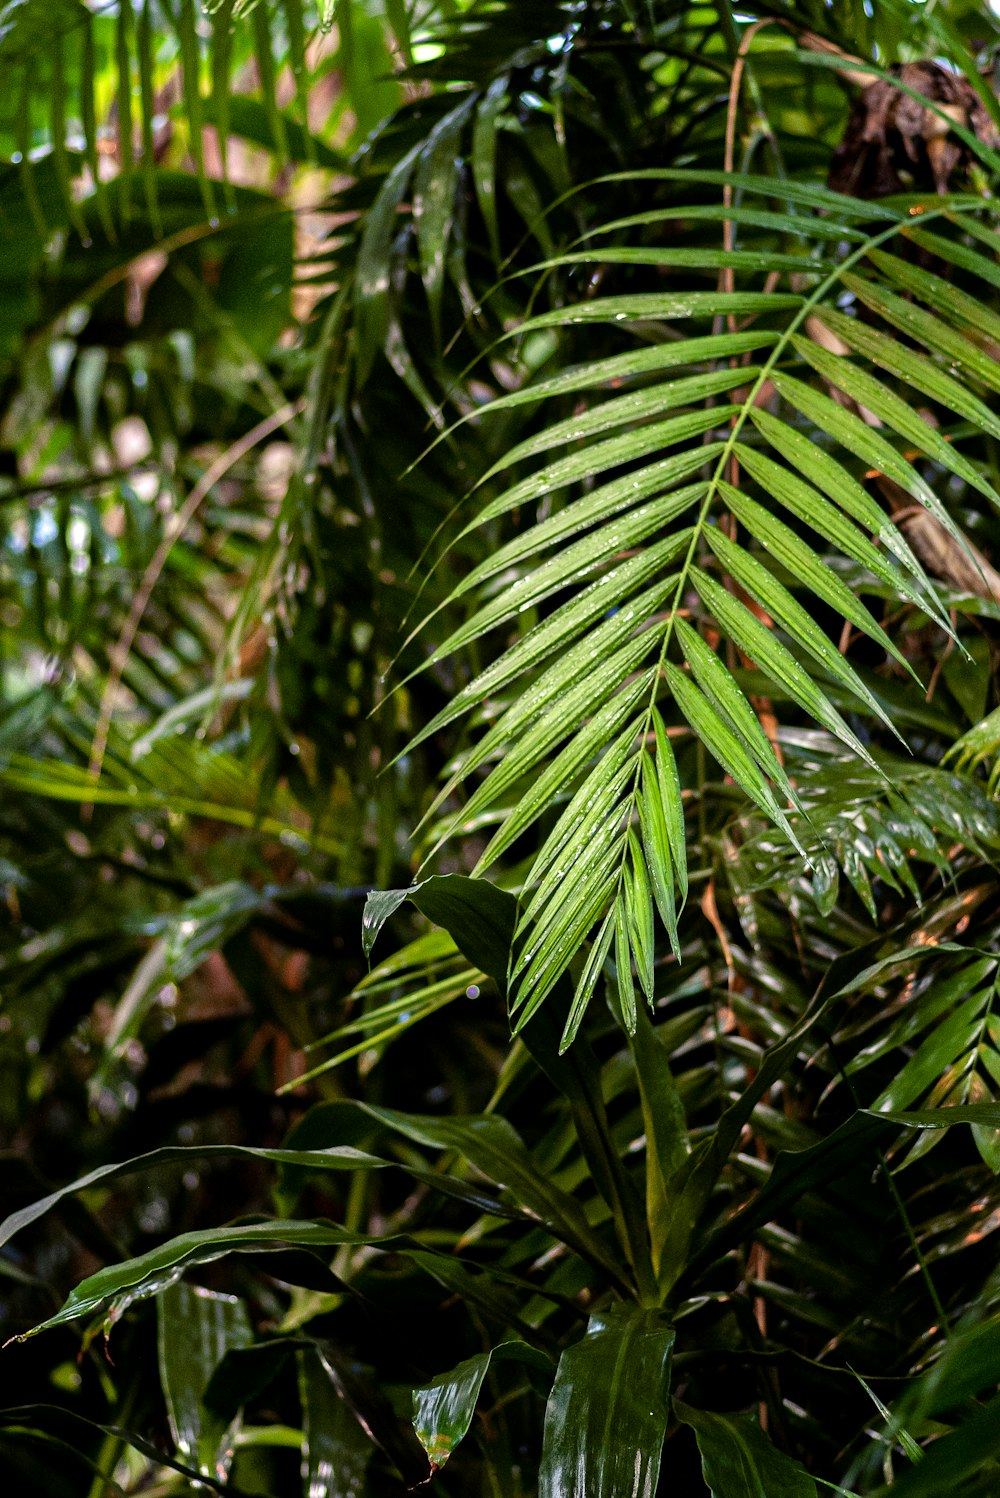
(6, 1, 1000, 1495)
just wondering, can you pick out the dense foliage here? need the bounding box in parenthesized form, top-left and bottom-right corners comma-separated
(5, 0, 1000, 1493)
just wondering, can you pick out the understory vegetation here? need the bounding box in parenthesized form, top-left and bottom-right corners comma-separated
(6, 0, 1000, 1493)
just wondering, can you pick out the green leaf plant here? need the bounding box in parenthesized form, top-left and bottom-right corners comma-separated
(9, 3, 1000, 1497)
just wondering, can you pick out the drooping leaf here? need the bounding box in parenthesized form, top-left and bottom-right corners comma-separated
(537, 1304, 674, 1498)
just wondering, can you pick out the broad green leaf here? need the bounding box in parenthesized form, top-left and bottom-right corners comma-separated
(538, 1305, 674, 1498)
(675, 1401, 817, 1497)
(412, 1342, 552, 1472)
(631, 1004, 689, 1278)
(358, 1103, 628, 1287)
(299, 1347, 374, 1498)
(157, 1280, 252, 1480)
(23, 1221, 389, 1335)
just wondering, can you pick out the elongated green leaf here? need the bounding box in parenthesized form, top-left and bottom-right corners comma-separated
(482, 369, 754, 480)
(626, 830, 654, 1002)
(157, 1281, 252, 1479)
(638, 751, 679, 958)
(426, 522, 691, 665)
(596, 168, 903, 221)
(792, 335, 1000, 507)
(652, 710, 687, 902)
(720, 482, 909, 666)
(466, 407, 722, 531)
(0, 1143, 388, 1256)
(675, 616, 800, 801)
(407, 552, 678, 750)
(733, 443, 931, 611)
(770, 371, 949, 516)
(585, 204, 870, 243)
(693, 565, 883, 763)
(414, 99, 474, 341)
(615, 890, 638, 1035)
(869, 247, 1000, 348)
(839, 274, 1000, 395)
(747, 409, 946, 620)
(561, 910, 616, 1052)
(538, 1305, 674, 1498)
(449, 470, 708, 605)
(355, 143, 422, 384)
(420, 579, 675, 805)
(358, 1103, 628, 1287)
(462, 332, 776, 423)
(675, 1401, 817, 1497)
(413, 1342, 552, 1471)
(905, 222, 1000, 294)
(472, 75, 508, 263)
(517, 291, 802, 330)
(518, 758, 633, 933)
(513, 853, 623, 1024)
(137, 0, 161, 232)
(664, 663, 799, 843)
(177, 0, 215, 221)
(475, 668, 656, 872)
(815, 306, 1000, 437)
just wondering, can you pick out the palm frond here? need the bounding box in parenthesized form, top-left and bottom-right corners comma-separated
(408, 179, 1000, 1039)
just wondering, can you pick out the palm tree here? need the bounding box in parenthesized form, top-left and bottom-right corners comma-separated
(4, 2, 1000, 1494)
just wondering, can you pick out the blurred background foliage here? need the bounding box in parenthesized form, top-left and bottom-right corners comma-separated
(6, 1, 1000, 1495)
